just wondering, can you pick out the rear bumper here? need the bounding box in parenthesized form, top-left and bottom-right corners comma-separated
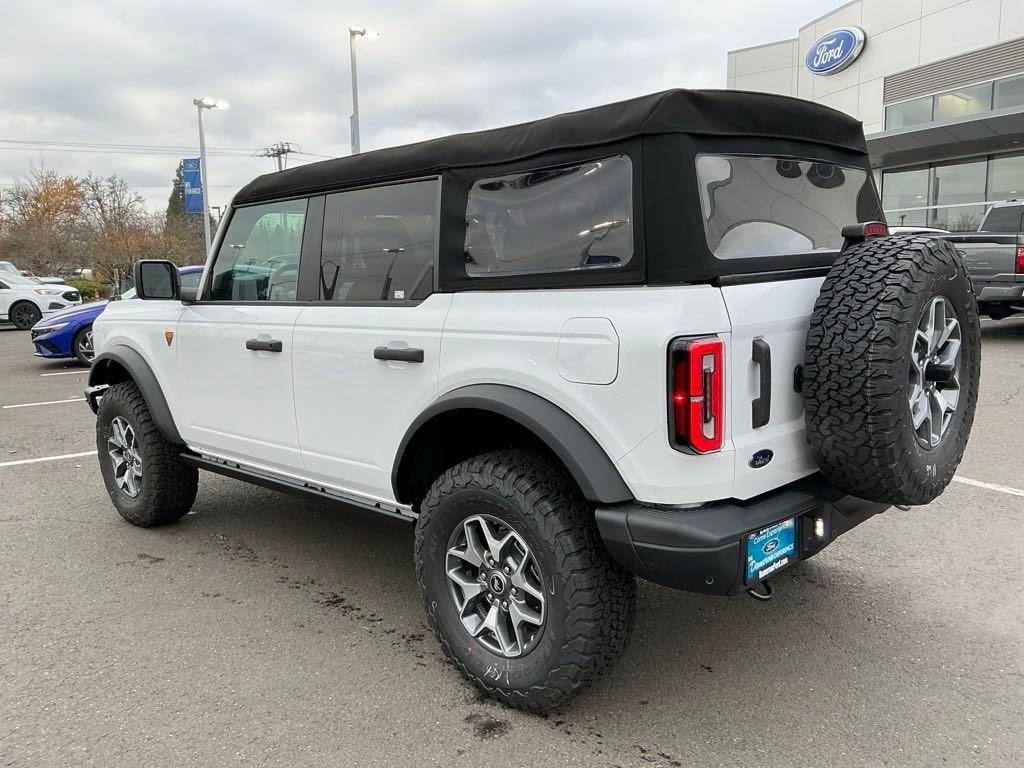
(595, 475, 889, 596)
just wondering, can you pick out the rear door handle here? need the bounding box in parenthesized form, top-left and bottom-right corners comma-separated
(752, 338, 771, 429)
(246, 339, 283, 353)
(373, 346, 424, 363)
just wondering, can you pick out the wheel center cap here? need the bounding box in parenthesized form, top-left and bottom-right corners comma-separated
(488, 572, 508, 595)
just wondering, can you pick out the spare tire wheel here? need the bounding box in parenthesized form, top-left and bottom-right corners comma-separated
(803, 236, 981, 506)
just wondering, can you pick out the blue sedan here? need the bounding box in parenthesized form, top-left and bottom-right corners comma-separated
(30, 266, 204, 366)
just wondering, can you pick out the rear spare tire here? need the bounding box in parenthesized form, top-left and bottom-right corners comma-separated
(803, 236, 980, 506)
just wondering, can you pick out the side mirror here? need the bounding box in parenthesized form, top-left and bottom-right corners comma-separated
(133, 260, 179, 300)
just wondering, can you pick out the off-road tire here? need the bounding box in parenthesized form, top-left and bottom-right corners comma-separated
(415, 449, 636, 712)
(803, 236, 981, 506)
(96, 381, 198, 526)
(10, 301, 41, 330)
(72, 325, 94, 367)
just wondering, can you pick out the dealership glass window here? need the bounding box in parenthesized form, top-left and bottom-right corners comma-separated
(929, 160, 987, 231)
(994, 74, 1024, 110)
(696, 155, 873, 259)
(320, 180, 438, 302)
(987, 153, 1024, 201)
(880, 167, 929, 226)
(464, 155, 632, 277)
(933, 83, 993, 122)
(884, 96, 932, 130)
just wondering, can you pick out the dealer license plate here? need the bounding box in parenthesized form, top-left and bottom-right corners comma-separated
(745, 517, 798, 584)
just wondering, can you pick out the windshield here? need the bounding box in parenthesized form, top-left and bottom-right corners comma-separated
(0, 270, 38, 286)
(696, 154, 876, 260)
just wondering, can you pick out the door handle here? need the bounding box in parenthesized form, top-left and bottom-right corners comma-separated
(752, 338, 771, 429)
(246, 339, 283, 353)
(373, 346, 424, 363)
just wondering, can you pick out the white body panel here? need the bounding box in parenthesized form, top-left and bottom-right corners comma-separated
(291, 294, 453, 502)
(0, 276, 81, 322)
(175, 304, 304, 472)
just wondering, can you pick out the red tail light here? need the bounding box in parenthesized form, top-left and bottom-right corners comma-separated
(862, 221, 889, 237)
(1015, 244, 1024, 274)
(669, 337, 724, 453)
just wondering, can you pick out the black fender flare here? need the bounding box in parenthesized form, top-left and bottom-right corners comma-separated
(393, 384, 634, 505)
(87, 345, 183, 445)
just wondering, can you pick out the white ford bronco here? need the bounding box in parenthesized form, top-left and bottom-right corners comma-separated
(86, 89, 980, 712)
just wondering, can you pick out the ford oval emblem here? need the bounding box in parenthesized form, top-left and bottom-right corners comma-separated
(763, 539, 779, 554)
(805, 26, 866, 76)
(749, 449, 774, 469)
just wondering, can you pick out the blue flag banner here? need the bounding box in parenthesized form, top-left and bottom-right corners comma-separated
(182, 158, 204, 214)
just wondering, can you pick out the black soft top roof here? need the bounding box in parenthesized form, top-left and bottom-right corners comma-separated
(234, 88, 866, 205)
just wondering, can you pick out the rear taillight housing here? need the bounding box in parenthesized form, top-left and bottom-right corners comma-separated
(1015, 244, 1024, 274)
(669, 337, 724, 453)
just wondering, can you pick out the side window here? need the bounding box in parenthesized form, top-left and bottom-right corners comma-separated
(206, 199, 308, 302)
(179, 271, 202, 291)
(320, 180, 437, 302)
(464, 155, 633, 278)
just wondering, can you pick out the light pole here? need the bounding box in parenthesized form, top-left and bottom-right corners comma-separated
(192, 97, 229, 256)
(348, 25, 378, 154)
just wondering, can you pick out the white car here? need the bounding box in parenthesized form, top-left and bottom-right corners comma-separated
(0, 270, 82, 329)
(85, 89, 980, 712)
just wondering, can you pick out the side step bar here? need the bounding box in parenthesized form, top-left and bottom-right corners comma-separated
(180, 452, 416, 522)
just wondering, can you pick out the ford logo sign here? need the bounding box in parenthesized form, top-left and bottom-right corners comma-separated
(763, 539, 779, 554)
(805, 26, 866, 76)
(749, 449, 774, 469)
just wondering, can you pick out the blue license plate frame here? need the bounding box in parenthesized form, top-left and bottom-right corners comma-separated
(745, 517, 798, 584)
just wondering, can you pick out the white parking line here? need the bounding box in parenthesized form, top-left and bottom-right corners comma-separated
(40, 370, 87, 377)
(954, 476, 1024, 498)
(2, 397, 86, 410)
(0, 450, 97, 468)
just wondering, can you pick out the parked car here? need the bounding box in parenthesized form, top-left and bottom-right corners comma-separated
(936, 201, 1024, 319)
(30, 266, 203, 366)
(0, 260, 65, 284)
(0, 270, 82, 329)
(85, 89, 980, 712)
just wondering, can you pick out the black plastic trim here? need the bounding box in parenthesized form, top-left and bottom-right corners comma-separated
(393, 384, 633, 505)
(87, 346, 183, 444)
(751, 337, 771, 429)
(374, 346, 424, 363)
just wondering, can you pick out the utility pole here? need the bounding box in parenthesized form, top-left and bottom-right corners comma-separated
(257, 142, 296, 172)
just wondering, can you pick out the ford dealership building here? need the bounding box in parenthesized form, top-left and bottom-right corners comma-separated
(727, 0, 1024, 230)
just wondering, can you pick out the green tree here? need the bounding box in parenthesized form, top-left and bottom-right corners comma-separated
(165, 161, 186, 226)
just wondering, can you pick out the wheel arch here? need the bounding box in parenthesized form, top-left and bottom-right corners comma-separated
(88, 345, 183, 445)
(393, 384, 634, 508)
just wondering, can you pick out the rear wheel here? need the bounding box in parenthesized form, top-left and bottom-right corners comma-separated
(73, 325, 95, 366)
(10, 301, 41, 330)
(96, 381, 198, 526)
(414, 449, 635, 712)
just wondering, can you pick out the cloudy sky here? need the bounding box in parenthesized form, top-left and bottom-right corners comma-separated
(0, 0, 832, 211)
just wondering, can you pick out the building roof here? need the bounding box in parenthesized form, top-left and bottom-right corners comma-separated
(234, 88, 867, 205)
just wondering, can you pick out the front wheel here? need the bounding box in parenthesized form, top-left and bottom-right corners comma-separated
(415, 450, 636, 712)
(96, 381, 198, 526)
(10, 301, 41, 330)
(73, 325, 95, 366)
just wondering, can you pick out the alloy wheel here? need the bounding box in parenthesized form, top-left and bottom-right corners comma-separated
(445, 514, 546, 658)
(909, 296, 962, 448)
(108, 416, 143, 497)
(79, 329, 95, 361)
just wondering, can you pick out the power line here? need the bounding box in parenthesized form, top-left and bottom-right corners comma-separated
(257, 141, 296, 171)
(0, 138, 258, 155)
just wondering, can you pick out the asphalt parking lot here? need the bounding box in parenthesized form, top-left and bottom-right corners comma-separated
(1, 321, 1022, 768)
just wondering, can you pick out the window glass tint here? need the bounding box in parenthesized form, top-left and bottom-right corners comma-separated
(179, 271, 202, 291)
(320, 180, 437, 302)
(929, 159, 987, 231)
(995, 74, 1024, 110)
(696, 155, 873, 259)
(933, 82, 992, 122)
(981, 205, 1023, 232)
(881, 167, 929, 226)
(987, 153, 1024, 202)
(885, 96, 932, 129)
(207, 199, 307, 301)
(464, 156, 632, 277)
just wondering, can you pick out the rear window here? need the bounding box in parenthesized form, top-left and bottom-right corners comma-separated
(696, 154, 874, 259)
(981, 205, 1023, 233)
(464, 155, 633, 277)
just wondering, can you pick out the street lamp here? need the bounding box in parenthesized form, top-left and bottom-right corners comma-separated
(348, 24, 379, 155)
(192, 97, 229, 256)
